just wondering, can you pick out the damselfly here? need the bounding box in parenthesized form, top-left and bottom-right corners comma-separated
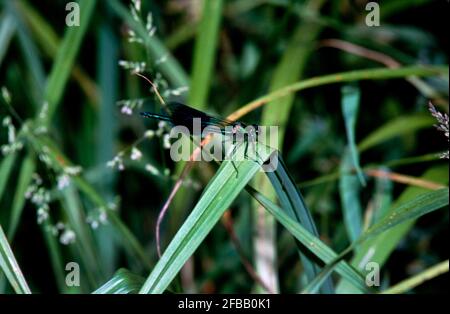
(140, 102, 262, 171)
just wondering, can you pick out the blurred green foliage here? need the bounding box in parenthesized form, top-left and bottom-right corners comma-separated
(0, 0, 448, 294)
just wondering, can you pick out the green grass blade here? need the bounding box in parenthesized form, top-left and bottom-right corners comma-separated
(266, 154, 334, 293)
(61, 186, 104, 285)
(188, 0, 223, 109)
(42, 0, 97, 126)
(301, 266, 334, 294)
(72, 176, 151, 267)
(381, 0, 433, 19)
(0, 224, 31, 293)
(94, 20, 120, 277)
(299, 153, 441, 189)
(165, 22, 197, 51)
(267, 156, 321, 237)
(0, 11, 16, 66)
(15, 0, 59, 55)
(252, 0, 325, 292)
(337, 165, 449, 293)
(359, 188, 449, 242)
(305, 187, 448, 293)
(341, 85, 365, 185)
(383, 153, 440, 168)
(0, 152, 17, 204)
(39, 217, 70, 293)
(168, 0, 224, 290)
(300, 247, 353, 294)
(93, 268, 144, 294)
(25, 134, 151, 268)
(15, 0, 99, 104)
(238, 66, 448, 118)
(247, 185, 369, 292)
(7, 154, 35, 239)
(358, 114, 435, 152)
(260, 1, 324, 143)
(139, 145, 273, 293)
(381, 260, 449, 294)
(339, 149, 363, 242)
(370, 169, 393, 224)
(8, 1, 46, 97)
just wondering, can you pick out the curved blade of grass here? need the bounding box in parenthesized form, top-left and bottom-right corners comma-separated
(25, 134, 151, 268)
(139, 145, 273, 293)
(172, 1, 224, 261)
(301, 247, 353, 294)
(188, 0, 223, 109)
(7, 154, 35, 239)
(42, 0, 97, 126)
(231, 66, 448, 121)
(0, 224, 31, 294)
(300, 153, 441, 189)
(0, 11, 16, 66)
(61, 186, 104, 285)
(267, 156, 321, 238)
(341, 84, 365, 185)
(39, 217, 70, 293)
(355, 166, 448, 251)
(14, 0, 58, 53)
(14, 0, 73, 64)
(7, 1, 46, 98)
(173, 0, 223, 292)
(252, 0, 325, 292)
(337, 165, 449, 293)
(339, 149, 363, 242)
(381, 260, 449, 294)
(73, 176, 152, 267)
(358, 114, 435, 152)
(94, 20, 120, 277)
(370, 169, 393, 225)
(265, 154, 334, 293)
(0, 152, 17, 204)
(303, 187, 448, 293)
(383, 153, 440, 168)
(246, 185, 369, 292)
(359, 188, 448, 242)
(93, 268, 144, 294)
(301, 267, 335, 294)
(381, 0, 433, 19)
(165, 22, 198, 51)
(15, 0, 99, 105)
